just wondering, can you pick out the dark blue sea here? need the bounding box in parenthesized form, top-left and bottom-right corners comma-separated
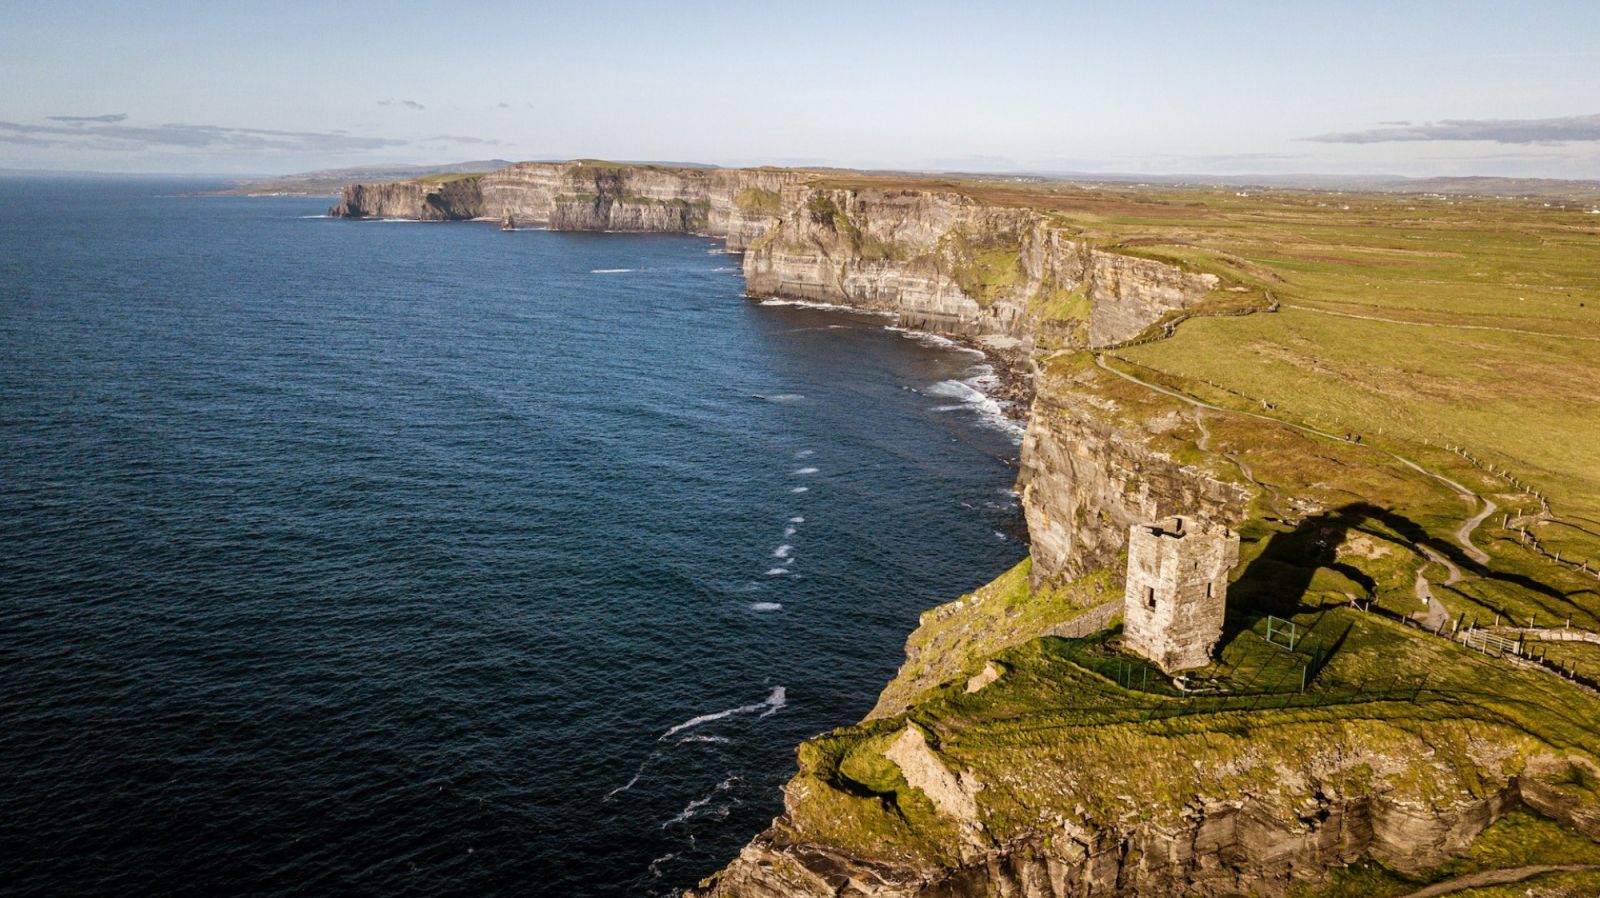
(0, 178, 1025, 897)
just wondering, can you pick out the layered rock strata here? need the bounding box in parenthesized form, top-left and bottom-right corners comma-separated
(330, 162, 1220, 349)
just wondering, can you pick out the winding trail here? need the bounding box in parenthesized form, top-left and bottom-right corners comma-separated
(1092, 353, 1494, 564)
(1394, 864, 1599, 898)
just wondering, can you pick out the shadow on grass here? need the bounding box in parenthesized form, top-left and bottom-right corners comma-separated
(1226, 502, 1569, 640)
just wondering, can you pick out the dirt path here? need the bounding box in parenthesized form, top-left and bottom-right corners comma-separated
(1093, 354, 1492, 563)
(1414, 570, 1449, 631)
(1395, 863, 1599, 897)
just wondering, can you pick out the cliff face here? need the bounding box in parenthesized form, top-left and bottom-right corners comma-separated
(328, 177, 483, 220)
(702, 771, 1600, 898)
(330, 162, 801, 248)
(1018, 361, 1253, 584)
(330, 162, 1221, 350)
(740, 187, 1220, 349)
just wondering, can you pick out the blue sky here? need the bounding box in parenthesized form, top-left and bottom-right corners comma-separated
(3, 0, 1598, 176)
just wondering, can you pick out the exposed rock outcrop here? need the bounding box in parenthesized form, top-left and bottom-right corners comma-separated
(696, 743, 1598, 898)
(330, 161, 800, 248)
(740, 186, 1221, 349)
(328, 176, 483, 220)
(1018, 361, 1253, 585)
(330, 162, 1224, 353)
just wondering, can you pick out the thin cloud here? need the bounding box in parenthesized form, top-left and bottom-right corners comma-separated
(0, 119, 407, 153)
(1306, 113, 1600, 144)
(377, 99, 426, 110)
(48, 113, 128, 124)
(431, 134, 504, 145)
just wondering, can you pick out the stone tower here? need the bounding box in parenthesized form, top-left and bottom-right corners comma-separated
(1122, 516, 1239, 674)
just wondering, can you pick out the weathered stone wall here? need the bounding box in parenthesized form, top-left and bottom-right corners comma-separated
(1122, 516, 1239, 673)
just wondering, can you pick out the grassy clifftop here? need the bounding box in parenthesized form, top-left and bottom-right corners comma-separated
(700, 179, 1600, 894)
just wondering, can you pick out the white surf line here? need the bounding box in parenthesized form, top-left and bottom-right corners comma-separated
(662, 775, 742, 828)
(659, 687, 786, 740)
(607, 688, 787, 799)
(1282, 303, 1600, 344)
(1093, 353, 1494, 564)
(604, 761, 653, 801)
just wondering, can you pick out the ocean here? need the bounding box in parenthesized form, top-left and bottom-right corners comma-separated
(0, 178, 1025, 897)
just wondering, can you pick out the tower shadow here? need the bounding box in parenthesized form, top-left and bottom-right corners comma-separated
(1223, 502, 1575, 642)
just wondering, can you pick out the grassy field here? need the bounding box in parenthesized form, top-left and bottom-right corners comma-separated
(409, 171, 487, 185)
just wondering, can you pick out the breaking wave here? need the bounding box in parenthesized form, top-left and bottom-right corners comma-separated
(926, 371, 1024, 443)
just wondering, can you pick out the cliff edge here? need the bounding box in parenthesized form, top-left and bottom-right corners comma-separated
(329, 161, 1600, 897)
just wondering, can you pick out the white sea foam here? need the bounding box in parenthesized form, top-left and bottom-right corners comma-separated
(648, 851, 679, 878)
(591, 268, 634, 274)
(794, 449, 815, 458)
(678, 733, 733, 744)
(755, 298, 895, 317)
(793, 467, 818, 475)
(749, 602, 783, 612)
(765, 567, 788, 575)
(665, 795, 710, 827)
(604, 764, 649, 801)
(664, 776, 742, 827)
(758, 393, 805, 403)
(773, 545, 793, 558)
(297, 214, 330, 219)
(789, 486, 809, 493)
(660, 687, 786, 740)
(886, 325, 986, 355)
(784, 526, 796, 537)
(926, 376, 1025, 443)
(789, 516, 805, 523)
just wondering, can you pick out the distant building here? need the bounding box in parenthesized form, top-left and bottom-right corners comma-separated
(1122, 516, 1239, 674)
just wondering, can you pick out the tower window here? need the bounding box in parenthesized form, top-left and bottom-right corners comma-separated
(1206, 582, 1213, 599)
(1145, 586, 1156, 609)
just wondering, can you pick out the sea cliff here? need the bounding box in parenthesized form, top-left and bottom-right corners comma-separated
(331, 161, 1600, 897)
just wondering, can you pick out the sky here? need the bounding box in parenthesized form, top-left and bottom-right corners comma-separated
(3, 0, 1599, 178)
